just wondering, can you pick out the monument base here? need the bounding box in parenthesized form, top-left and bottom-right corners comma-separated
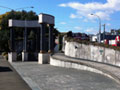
(38, 53, 50, 64)
(8, 52, 17, 63)
(22, 52, 28, 62)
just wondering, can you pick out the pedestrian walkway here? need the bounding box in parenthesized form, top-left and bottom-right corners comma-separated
(11, 60, 120, 90)
(52, 53, 120, 84)
(0, 55, 31, 90)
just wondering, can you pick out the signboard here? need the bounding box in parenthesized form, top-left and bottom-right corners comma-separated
(9, 19, 41, 28)
(38, 13, 54, 25)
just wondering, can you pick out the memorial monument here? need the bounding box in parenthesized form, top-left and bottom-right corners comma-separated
(8, 13, 55, 64)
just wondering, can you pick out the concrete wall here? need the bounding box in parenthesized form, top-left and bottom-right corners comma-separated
(50, 57, 103, 74)
(64, 41, 120, 67)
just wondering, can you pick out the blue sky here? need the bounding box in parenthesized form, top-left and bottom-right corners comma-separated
(0, 0, 120, 34)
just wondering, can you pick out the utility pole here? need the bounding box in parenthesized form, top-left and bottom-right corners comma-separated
(103, 24, 106, 41)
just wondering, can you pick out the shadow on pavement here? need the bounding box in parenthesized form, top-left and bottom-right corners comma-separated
(0, 67, 12, 72)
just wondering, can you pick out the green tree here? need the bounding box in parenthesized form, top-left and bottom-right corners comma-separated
(0, 10, 38, 52)
(0, 30, 9, 51)
(0, 10, 60, 52)
(0, 10, 38, 30)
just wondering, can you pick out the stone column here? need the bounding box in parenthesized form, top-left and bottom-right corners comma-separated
(40, 23, 46, 53)
(38, 13, 55, 64)
(48, 24, 54, 53)
(36, 28, 40, 52)
(22, 27, 28, 61)
(24, 28, 27, 52)
(8, 28, 17, 63)
(33, 28, 40, 61)
(38, 24, 50, 64)
(10, 28, 15, 51)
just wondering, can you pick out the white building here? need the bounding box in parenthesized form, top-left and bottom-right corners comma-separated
(91, 35, 97, 42)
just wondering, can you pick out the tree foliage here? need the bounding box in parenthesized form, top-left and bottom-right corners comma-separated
(0, 10, 38, 30)
(0, 10, 60, 52)
(0, 30, 9, 51)
(0, 10, 38, 52)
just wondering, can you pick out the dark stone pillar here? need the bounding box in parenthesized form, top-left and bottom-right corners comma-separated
(10, 28, 15, 52)
(22, 27, 28, 62)
(23, 27, 27, 52)
(48, 25, 54, 52)
(8, 27, 17, 62)
(40, 23, 46, 53)
(36, 28, 40, 52)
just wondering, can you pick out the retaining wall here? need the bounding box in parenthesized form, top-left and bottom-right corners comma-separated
(64, 41, 120, 67)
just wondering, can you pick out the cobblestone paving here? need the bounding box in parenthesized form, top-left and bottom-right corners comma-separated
(11, 62, 120, 90)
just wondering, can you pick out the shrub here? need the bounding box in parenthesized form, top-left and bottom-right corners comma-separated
(65, 37, 120, 51)
(2, 52, 8, 56)
(2, 52, 8, 60)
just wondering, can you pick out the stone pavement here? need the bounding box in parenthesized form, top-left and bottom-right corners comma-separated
(0, 55, 31, 90)
(52, 53, 120, 84)
(11, 61, 120, 90)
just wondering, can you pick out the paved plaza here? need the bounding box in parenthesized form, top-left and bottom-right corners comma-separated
(11, 62, 120, 90)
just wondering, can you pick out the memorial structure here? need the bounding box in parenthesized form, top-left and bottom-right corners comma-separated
(38, 13, 54, 64)
(8, 13, 55, 64)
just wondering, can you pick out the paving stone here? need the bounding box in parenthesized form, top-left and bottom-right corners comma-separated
(11, 61, 120, 90)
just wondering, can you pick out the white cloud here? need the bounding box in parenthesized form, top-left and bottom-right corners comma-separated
(59, 0, 120, 20)
(83, 19, 88, 22)
(59, 4, 66, 7)
(70, 13, 83, 19)
(106, 23, 111, 26)
(95, 11, 110, 20)
(60, 22, 66, 25)
(70, 14, 76, 19)
(74, 26, 82, 30)
(86, 28, 97, 34)
(86, 28, 93, 32)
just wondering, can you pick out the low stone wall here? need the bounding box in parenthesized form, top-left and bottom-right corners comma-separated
(50, 57, 102, 73)
(64, 41, 120, 67)
(50, 56, 119, 83)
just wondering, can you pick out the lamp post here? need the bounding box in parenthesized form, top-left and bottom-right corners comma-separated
(0, 6, 34, 11)
(15, 6, 34, 11)
(103, 24, 106, 41)
(0, 6, 13, 10)
(91, 14, 101, 43)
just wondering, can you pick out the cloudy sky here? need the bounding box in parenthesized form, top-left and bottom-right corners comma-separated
(0, 0, 120, 34)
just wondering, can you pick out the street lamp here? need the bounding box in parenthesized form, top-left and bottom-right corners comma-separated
(0, 5, 34, 11)
(15, 6, 34, 11)
(91, 14, 101, 43)
(0, 6, 13, 10)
